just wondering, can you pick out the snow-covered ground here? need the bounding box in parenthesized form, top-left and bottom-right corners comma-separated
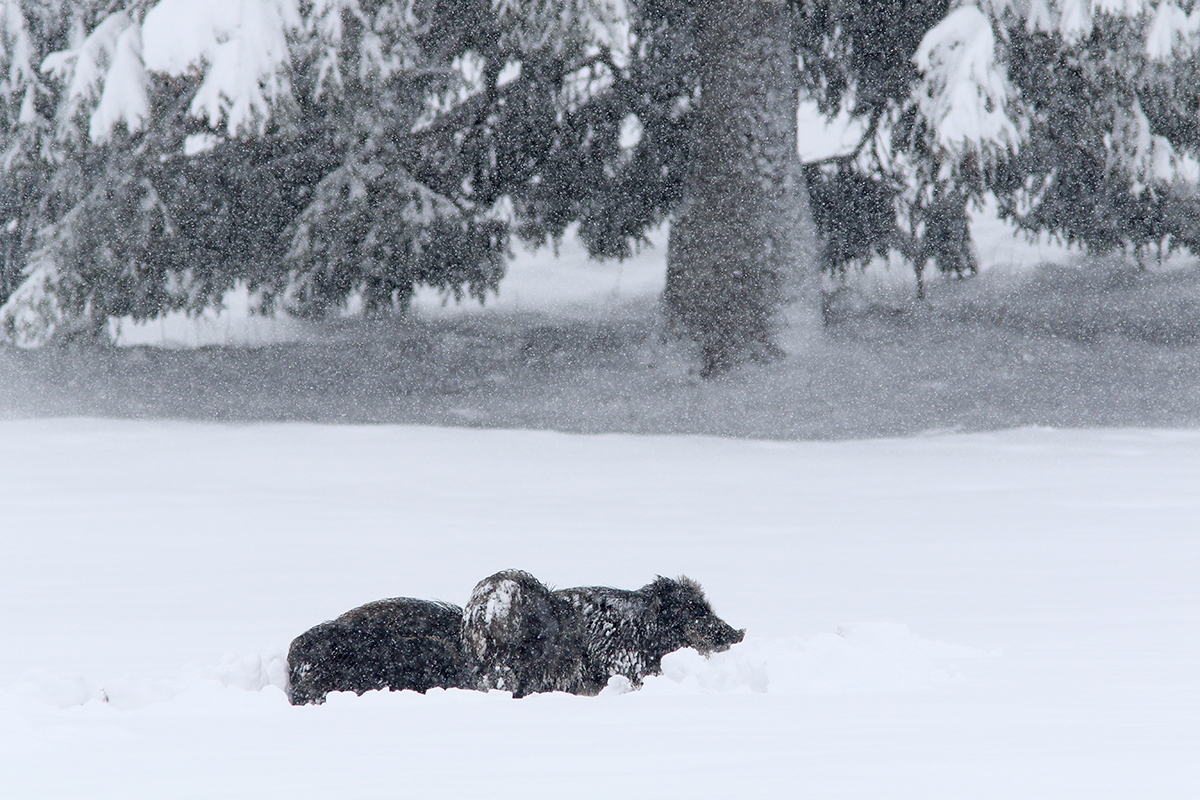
(2, 419, 1197, 798)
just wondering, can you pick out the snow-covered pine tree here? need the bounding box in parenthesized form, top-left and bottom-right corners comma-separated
(796, 0, 1200, 297)
(0, 0, 219, 344)
(0, 0, 190, 344)
(8, 0, 1200, 357)
(0, 0, 997, 357)
(796, 0, 969, 297)
(488, 0, 928, 372)
(0, 0, 71, 340)
(493, 0, 1000, 364)
(275, 0, 625, 317)
(911, 1, 1200, 266)
(0, 0, 972, 357)
(0, 1, 507, 342)
(989, 1, 1200, 261)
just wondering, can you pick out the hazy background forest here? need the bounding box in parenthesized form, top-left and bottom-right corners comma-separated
(0, 0, 1198, 434)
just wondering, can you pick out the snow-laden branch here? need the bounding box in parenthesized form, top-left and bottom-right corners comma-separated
(32, 0, 634, 147)
(492, 0, 628, 56)
(1, 0, 42, 126)
(0, 252, 57, 347)
(914, 6, 1017, 161)
(42, 11, 137, 141)
(143, 0, 299, 136)
(88, 23, 148, 142)
(1145, 2, 1200, 60)
(1019, 0, 1146, 40)
(1106, 96, 1198, 190)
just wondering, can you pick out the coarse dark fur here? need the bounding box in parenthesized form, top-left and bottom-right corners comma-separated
(463, 571, 744, 697)
(460, 570, 586, 697)
(556, 576, 745, 694)
(287, 597, 468, 705)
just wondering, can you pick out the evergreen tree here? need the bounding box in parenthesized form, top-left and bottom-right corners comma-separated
(4, 0, 1200, 368)
(0, 0, 72, 342)
(796, 0, 966, 298)
(911, 1, 1200, 268)
(991, 2, 1200, 262)
(0, 0, 527, 344)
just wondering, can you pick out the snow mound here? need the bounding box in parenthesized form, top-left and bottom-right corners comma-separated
(642, 624, 994, 696)
(9, 652, 289, 712)
(3, 626, 990, 712)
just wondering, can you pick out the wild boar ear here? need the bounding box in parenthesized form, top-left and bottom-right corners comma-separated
(648, 575, 670, 610)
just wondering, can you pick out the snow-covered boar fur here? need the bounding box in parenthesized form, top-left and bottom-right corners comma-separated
(459, 569, 585, 697)
(287, 598, 467, 705)
(463, 570, 745, 697)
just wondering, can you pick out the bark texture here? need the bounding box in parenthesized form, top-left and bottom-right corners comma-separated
(664, 0, 819, 377)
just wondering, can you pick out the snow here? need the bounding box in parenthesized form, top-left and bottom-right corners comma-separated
(140, 0, 237, 75)
(88, 23, 148, 142)
(5, 13, 1198, 792)
(1146, 2, 1200, 60)
(183, 132, 221, 156)
(484, 578, 518, 623)
(795, 99, 869, 162)
(914, 6, 1017, 157)
(1058, 0, 1095, 40)
(41, 11, 136, 141)
(619, 112, 642, 149)
(1094, 0, 1145, 16)
(142, 0, 298, 135)
(1, 419, 1197, 797)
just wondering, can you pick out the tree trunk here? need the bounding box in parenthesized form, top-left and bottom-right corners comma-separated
(663, 0, 819, 377)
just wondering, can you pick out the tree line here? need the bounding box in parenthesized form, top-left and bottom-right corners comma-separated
(2, 0, 1200, 374)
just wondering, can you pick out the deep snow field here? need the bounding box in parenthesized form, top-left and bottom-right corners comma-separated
(1, 419, 1198, 798)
